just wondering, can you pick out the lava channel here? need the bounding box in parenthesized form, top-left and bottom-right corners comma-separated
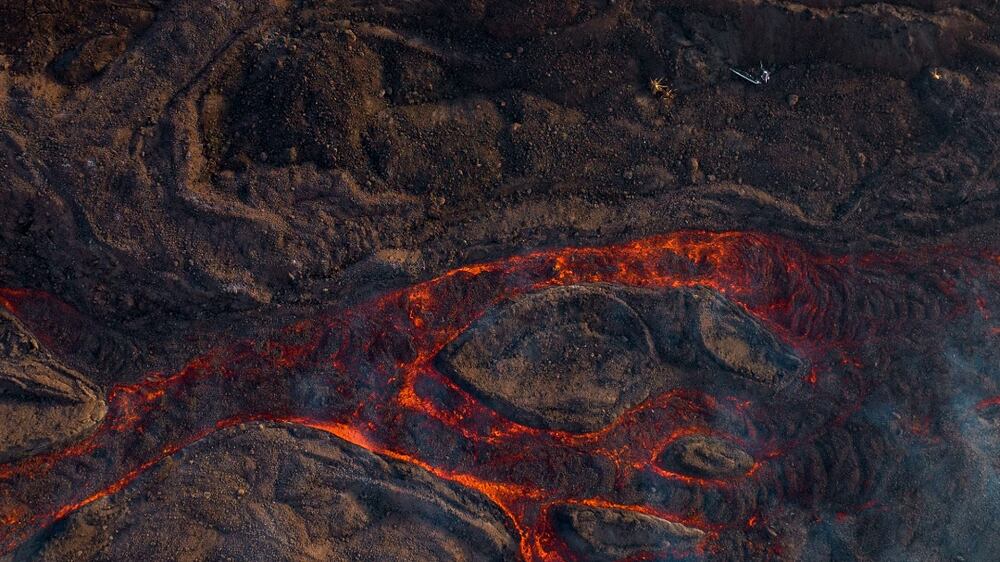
(0, 230, 997, 561)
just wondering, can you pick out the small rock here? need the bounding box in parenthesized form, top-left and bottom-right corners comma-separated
(281, 146, 298, 164)
(787, 94, 799, 108)
(688, 157, 705, 184)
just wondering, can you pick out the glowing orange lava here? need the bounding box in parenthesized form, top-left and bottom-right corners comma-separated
(0, 230, 997, 560)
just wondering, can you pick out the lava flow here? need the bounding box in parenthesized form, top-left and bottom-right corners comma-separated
(1, 230, 998, 560)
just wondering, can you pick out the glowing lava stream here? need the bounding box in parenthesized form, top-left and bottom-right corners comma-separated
(0, 230, 997, 561)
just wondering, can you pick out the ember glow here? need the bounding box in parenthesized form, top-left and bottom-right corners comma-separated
(1, 230, 997, 560)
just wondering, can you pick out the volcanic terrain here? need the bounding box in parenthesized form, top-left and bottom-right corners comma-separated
(1, 1, 1000, 561)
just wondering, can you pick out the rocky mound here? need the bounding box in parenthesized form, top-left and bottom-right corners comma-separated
(0, 309, 105, 463)
(658, 434, 755, 479)
(14, 423, 519, 562)
(438, 285, 661, 431)
(551, 504, 704, 562)
(439, 284, 806, 431)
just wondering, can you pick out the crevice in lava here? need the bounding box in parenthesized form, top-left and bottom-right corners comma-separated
(0, 230, 998, 561)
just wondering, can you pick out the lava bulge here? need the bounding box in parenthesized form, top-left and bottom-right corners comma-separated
(552, 504, 704, 562)
(0, 309, 106, 463)
(437, 285, 664, 432)
(693, 289, 805, 388)
(658, 434, 755, 479)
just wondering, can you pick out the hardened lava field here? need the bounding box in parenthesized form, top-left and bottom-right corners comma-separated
(2, 1, 1000, 561)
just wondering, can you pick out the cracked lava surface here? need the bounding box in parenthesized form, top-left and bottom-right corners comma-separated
(2, 230, 999, 560)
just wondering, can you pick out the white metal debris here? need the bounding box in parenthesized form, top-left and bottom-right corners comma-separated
(730, 63, 773, 85)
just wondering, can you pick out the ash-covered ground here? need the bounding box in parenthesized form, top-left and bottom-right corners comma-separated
(1, 1, 1000, 561)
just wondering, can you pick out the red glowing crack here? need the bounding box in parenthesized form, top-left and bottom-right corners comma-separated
(0, 231, 997, 561)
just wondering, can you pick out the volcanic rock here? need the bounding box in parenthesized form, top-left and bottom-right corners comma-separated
(0, 310, 106, 463)
(439, 284, 806, 432)
(21, 423, 519, 562)
(658, 435, 755, 479)
(438, 284, 662, 432)
(2, 0, 999, 560)
(693, 289, 805, 388)
(552, 504, 704, 562)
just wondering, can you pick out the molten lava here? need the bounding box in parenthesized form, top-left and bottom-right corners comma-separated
(0, 230, 997, 560)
